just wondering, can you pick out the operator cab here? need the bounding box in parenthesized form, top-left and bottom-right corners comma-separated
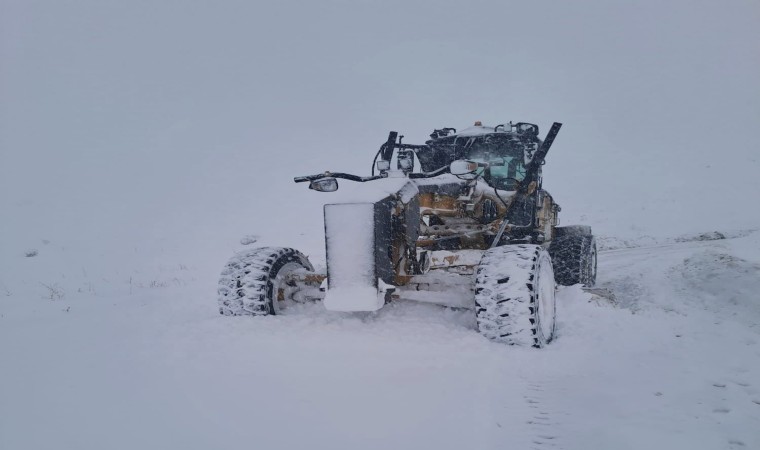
(417, 121, 542, 191)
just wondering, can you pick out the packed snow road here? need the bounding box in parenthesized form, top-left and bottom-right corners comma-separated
(1, 232, 758, 450)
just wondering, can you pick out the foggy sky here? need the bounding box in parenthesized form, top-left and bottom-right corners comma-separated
(2, 0, 759, 261)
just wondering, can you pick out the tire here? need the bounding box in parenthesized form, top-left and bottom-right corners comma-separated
(553, 225, 592, 239)
(475, 244, 557, 347)
(218, 247, 314, 316)
(548, 233, 597, 287)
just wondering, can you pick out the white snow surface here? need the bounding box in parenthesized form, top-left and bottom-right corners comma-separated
(451, 125, 496, 137)
(2, 228, 759, 449)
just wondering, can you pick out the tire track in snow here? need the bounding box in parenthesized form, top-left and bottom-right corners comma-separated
(481, 353, 567, 450)
(523, 377, 565, 449)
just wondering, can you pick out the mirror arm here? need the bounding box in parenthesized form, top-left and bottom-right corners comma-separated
(332, 172, 388, 182)
(294, 172, 388, 183)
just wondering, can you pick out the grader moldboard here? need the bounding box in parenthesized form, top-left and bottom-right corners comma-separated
(218, 121, 597, 347)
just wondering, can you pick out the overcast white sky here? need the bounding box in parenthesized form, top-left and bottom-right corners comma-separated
(1, 0, 759, 263)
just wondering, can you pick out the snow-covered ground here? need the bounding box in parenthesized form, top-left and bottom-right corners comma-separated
(2, 228, 758, 450)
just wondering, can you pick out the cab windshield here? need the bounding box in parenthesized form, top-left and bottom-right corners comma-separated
(418, 134, 530, 190)
(469, 149, 526, 191)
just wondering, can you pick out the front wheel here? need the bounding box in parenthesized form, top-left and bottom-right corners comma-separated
(218, 247, 314, 316)
(474, 245, 557, 347)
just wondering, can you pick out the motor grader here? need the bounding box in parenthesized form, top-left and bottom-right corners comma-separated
(218, 121, 596, 347)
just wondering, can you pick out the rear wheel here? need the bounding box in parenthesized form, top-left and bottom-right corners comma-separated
(548, 231, 597, 287)
(474, 245, 557, 347)
(218, 247, 314, 316)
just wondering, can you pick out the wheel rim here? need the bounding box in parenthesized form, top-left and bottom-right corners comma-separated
(269, 262, 305, 314)
(536, 253, 556, 343)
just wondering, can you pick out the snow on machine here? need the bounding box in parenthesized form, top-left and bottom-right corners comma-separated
(218, 121, 596, 347)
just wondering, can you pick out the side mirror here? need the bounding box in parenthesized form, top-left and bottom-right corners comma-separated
(449, 160, 479, 176)
(397, 150, 415, 173)
(376, 160, 390, 172)
(309, 177, 338, 192)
